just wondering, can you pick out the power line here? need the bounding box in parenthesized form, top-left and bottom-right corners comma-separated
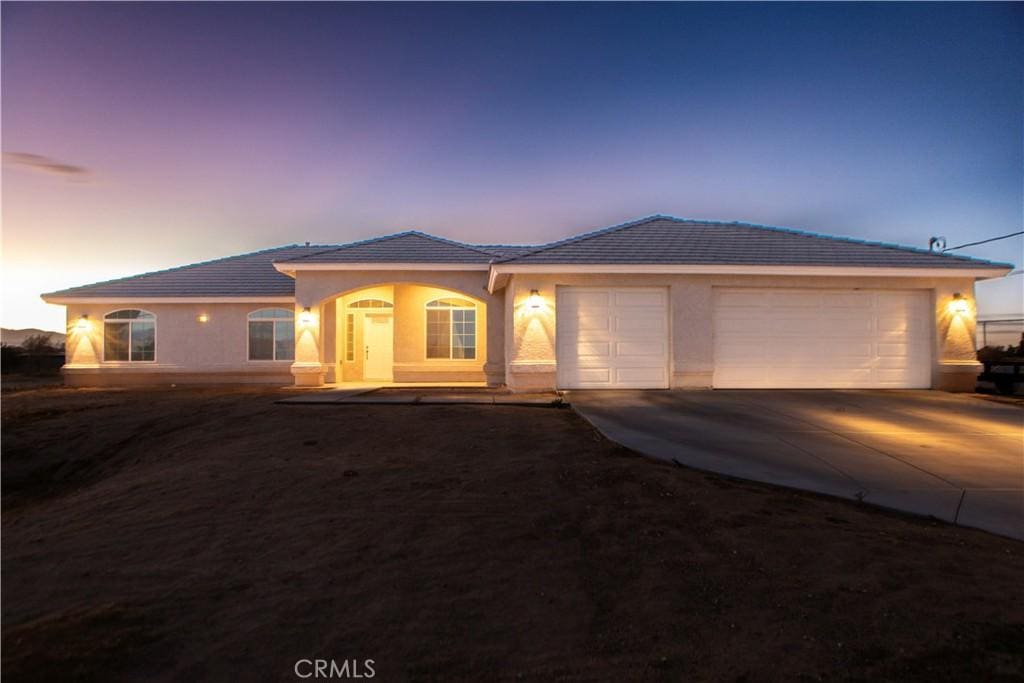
(942, 230, 1024, 252)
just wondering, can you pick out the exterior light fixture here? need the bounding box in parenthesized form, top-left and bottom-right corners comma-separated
(528, 289, 542, 309)
(949, 293, 970, 316)
(75, 314, 90, 330)
(299, 307, 314, 324)
(197, 313, 209, 323)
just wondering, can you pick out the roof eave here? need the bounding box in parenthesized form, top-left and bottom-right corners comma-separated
(485, 262, 1012, 292)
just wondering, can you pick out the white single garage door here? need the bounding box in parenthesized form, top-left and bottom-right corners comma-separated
(556, 287, 669, 389)
(713, 288, 931, 389)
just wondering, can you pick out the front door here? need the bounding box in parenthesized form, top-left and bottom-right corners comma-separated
(363, 314, 394, 381)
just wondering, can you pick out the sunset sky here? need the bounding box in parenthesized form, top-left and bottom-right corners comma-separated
(3, 2, 1021, 332)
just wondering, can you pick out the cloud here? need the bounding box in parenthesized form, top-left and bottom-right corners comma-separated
(3, 152, 92, 181)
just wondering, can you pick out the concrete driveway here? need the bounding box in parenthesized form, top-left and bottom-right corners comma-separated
(568, 390, 1024, 540)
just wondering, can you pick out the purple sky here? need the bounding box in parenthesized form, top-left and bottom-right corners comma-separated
(3, 2, 1021, 331)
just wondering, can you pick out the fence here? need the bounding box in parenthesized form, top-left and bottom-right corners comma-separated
(977, 318, 1024, 349)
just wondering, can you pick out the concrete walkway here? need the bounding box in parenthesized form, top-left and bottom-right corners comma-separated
(279, 388, 563, 407)
(568, 390, 1024, 540)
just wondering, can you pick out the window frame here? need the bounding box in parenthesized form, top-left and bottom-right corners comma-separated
(345, 313, 355, 362)
(424, 298, 477, 361)
(102, 309, 157, 363)
(246, 308, 295, 362)
(347, 299, 394, 309)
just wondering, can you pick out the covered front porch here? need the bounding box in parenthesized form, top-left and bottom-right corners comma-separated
(289, 278, 504, 388)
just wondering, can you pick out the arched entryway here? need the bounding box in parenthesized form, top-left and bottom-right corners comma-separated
(329, 283, 489, 385)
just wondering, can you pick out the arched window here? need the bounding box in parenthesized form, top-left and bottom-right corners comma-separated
(347, 299, 393, 309)
(248, 308, 295, 361)
(425, 298, 476, 360)
(104, 309, 156, 362)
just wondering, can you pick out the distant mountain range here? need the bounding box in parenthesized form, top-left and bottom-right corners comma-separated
(2, 328, 66, 347)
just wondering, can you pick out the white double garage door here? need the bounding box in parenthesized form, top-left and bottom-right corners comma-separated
(555, 286, 931, 389)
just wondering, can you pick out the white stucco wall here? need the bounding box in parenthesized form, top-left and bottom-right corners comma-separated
(53, 270, 986, 392)
(62, 301, 295, 385)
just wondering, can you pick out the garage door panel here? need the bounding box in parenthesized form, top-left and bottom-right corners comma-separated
(830, 341, 873, 357)
(822, 293, 873, 308)
(575, 314, 610, 331)
(716, 318, 765, 334)
(819, 319, 875, 336)
(877, 317, 910, 332)
(615, 340, 666, 358)
(614, 317, 667, 335)
(615, 367, 668, 383)
(574, 368, 612, 384)
(614, 290, 666, 307)
(573, 341, 611, 358)
(557, 287, 669, 389)
(877, 356, 912, 369)
(877, 342, 910, 357)
(713, 288, 930, 389)
(563, 290, 610, 307)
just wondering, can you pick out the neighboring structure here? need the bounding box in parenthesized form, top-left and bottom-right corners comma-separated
(42, 216, 1013, 391)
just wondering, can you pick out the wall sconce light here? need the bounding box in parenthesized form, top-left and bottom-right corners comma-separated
(949, 292, 970, 316)
(75, 314, 90, 330)
(197, 313, 209, 323)
(299, 307, 314, 324)
(528, 289, 542, 309)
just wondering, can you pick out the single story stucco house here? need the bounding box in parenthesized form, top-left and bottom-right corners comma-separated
(42, 215, 1013, 391)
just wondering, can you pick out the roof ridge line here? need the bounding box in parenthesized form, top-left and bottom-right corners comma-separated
(405, 230, 507, 258)
(278, 231, 422, 262)
(42, 243, 312, 298)
(279, 229, 506, 263)
(497, 215, 667, 263)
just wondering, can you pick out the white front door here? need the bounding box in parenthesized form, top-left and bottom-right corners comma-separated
(712, 288, 931, 388)
(363, 314, 394, 381)
(556, 286, 670, 389)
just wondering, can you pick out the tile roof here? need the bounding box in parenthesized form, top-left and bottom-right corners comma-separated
(498, 216, 1013, 268)
(43, 216, 1011, 299)
(43, 245, 328, 299)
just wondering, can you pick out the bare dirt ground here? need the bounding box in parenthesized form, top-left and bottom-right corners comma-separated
(2, 386, 1022, 682)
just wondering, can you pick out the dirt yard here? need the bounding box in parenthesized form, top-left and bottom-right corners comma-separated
(2, 386, 1022, 681)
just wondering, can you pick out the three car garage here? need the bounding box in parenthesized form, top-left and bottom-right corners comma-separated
(555, 286, 932, 390)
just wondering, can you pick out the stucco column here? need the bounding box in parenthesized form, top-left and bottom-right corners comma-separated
(933, 280, 981, 392)
(291, 301, 326, 387)
(671, 280, 714, 388)
(505, 276, 557, 391)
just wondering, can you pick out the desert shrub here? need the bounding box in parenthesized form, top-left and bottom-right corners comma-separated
(1, 343, 25, 373)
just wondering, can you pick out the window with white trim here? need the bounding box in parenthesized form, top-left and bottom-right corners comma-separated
(248, 308, 295, 361)
(104, 309, 156, 362)
(426, 298, 476, 360)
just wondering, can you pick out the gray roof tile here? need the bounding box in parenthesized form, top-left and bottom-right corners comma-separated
(500, 216, 1012, 269)
(43, 245, 328, 298)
